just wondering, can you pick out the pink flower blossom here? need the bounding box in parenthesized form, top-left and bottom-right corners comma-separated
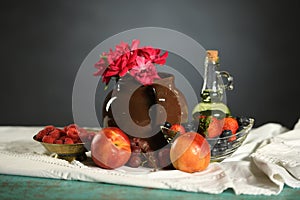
(94, 39, 168, 86)
(130, 56, 161, 85)
(130, 39, 140, 51)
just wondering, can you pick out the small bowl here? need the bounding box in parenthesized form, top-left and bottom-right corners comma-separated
(207, 118, 255, 162)
(33, 136, 87, 162)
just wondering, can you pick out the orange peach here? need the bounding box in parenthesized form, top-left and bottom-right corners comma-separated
(170, 132, 210, 173)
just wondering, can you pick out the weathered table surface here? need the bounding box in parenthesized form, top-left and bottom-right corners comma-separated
(0, 174, 299, 200)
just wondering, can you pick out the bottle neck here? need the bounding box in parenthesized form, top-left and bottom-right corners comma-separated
(201, 57, 222, 103)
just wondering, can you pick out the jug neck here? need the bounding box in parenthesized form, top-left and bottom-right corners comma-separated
(201, 52, 223, 103)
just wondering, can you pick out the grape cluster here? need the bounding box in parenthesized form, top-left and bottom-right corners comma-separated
(126, 137, 172, 170)
(127, 138, 158, 169)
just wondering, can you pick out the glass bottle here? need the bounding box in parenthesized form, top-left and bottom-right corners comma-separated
(192, 50, 233, 119)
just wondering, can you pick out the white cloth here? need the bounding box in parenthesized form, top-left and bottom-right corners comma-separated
(0, 121, 300, 195)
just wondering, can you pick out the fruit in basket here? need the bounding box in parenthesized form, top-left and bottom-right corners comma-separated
(197, 115, 224, 138)
(208, 117, 254, 161)
(220, 129, 233, 138)
(48, 129, 61, 140)
(36, 127, 64, 144)
(222, 117, 239, 134)
(170, 132, 210, 173)
(65, 124, 80, 140)
(64, 137, 74, 144)
(170, 124, 186, 135)
(34, 124, 98, 162)
(91, 127, 131, 169)
(42, 135, 56, 143)
(35, 125, 55, 141)
(53, 139, 63, 144)
(34, 124, 96, 145)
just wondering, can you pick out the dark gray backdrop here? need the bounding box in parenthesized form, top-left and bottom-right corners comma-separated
(1, 0, 299, 129)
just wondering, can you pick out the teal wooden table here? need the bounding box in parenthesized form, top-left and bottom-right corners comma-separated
(0, 174, 299, 200)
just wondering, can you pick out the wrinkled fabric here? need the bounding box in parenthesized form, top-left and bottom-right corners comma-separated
(0, 121, 300, 195)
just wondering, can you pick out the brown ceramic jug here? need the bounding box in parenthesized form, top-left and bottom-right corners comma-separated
(102, 72, 188, 150)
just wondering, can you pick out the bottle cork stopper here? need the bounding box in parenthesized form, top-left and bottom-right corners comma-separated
(206, 50, 219, 62)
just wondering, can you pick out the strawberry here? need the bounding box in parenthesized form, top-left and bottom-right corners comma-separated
(228, 135, 237, 142)
(64, 124, 78, 132)
(35, 125, 56, 141)
(43, 125, 56, 133)
(48, 129, 61, 139)
(198, 115, 223, 138)
(66, 127, 79, 139)
(35, 129, 48, 141)
(223, 117, 239, 134)
(64, 137, 74, 144)
(170, 124, 186, 134)
(71, 137, 82, 143)
(206, 117, 224, 138)
(54, 139, 63, 144)
(59, 130, 67, 137)
(59, 136, 66, 141)
(42, 135, 55, 144)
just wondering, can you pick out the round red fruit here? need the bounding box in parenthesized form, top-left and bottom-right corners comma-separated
(170, 132, 210, 173)
(91, 127, 131, 169)
(64, 137, 74, 144)
(43, 125, 56, 133)
(49, 129, 61, 140)
(35, 130, 48, 141)
(66, 127, 79, 139)
(42, 135, 55, 144)
(170, 124, 186, 134)
(54, 140, 63, 144)
(223, 117, 239, 134)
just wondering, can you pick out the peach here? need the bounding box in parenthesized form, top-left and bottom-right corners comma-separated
(170, 132, 210, 173)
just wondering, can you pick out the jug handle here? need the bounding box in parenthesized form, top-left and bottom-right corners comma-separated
(218, 71, 234, 90)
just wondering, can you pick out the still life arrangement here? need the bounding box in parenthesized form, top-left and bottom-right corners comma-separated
(33, 39, 254, 173)
(0, 37, 294, 196)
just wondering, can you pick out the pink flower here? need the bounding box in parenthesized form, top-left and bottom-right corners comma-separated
(130, 56, 160, 85)
(138, 48, 168, 65)
(130, 39, 140, 50)
(100, 51, 138, 84)
(94, 39, 168, 86)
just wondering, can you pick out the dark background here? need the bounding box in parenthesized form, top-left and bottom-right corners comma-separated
(1, 0, 299, 129)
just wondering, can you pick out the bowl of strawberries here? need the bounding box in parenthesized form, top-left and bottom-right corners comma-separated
(33, 124, 96, 162)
